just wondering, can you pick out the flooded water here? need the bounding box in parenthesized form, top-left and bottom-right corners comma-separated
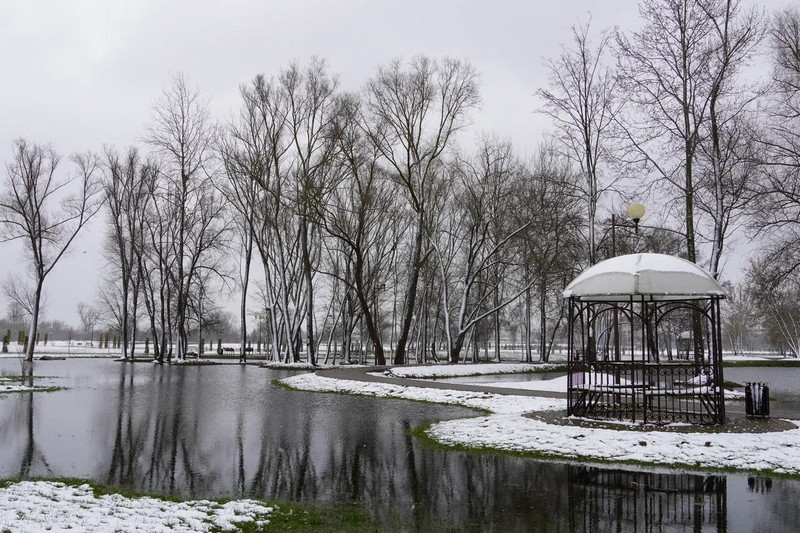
(0, 359, 799, 532)
(726, 366, 800, 413)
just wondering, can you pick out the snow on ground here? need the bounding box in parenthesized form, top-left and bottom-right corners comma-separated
(282, 370, 800, 476)
(0, 481, 272, 532)
(385, 362, 563, 379)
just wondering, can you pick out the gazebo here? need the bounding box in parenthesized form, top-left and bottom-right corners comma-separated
(563, 253, 727, 425)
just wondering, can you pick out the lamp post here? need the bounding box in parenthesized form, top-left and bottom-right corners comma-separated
(611, 202, 645, 256)
(612, 202, 646, 360)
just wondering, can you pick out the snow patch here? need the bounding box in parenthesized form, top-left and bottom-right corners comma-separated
(0, 481, 272, 532)
(384, 362, 562, 379)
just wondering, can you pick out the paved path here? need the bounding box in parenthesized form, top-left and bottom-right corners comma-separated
(317, 365, 797, 420)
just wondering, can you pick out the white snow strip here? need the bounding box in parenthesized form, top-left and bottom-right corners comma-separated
(384, 362, 562, 379)
(282, 372, 800, 475)
(0, 481, 272, 532)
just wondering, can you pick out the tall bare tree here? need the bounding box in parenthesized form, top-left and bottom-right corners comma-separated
(228, 73, 305, 362)
(363, 55, 480, 364)
(696, 0, 764, 278)
(510, 142, 583, 362)
(615, 0, 716, 265)
(432, 139, 533, 363)
(77, 302, 101, 347)
(146, 74, 216, 359)
(281, 58, 342, 366)
(216, 131, 258, 362)
(138, 172, 179, 363)
(539, 18, 620, 266)
(0, 140, 103, 373)
(320, 93, 402, 365)
(103, 148, 156, 359)
(616, 0, 763, 278)
(751, 6, 800, 281)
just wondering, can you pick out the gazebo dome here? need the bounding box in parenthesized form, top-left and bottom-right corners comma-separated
(563, 253, 726, 302)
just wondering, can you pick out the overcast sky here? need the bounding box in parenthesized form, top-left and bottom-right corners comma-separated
(0, 0, 791, 326)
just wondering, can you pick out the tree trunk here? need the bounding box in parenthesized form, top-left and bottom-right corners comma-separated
(394, 213, 425, 365)
(525, 286, 532, 363)
(23, 281, 44, 376)
(300, 216, 316, 365)
(539, 281, 547, 362)
(494, 286, 501, 362)
(240, 230, 253, 363)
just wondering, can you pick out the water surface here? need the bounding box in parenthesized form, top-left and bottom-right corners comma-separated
(0, 359, 798, 532)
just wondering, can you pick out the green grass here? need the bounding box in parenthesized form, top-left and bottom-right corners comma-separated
(259, 502, 380, 532)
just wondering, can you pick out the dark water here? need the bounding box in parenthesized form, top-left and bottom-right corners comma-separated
(0, 359, 799, 532)
(725, 366, 800, 414)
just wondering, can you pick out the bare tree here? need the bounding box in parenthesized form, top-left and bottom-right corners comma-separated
(539, 18, 620, 265)
(138, 173, 179, 363)
(103, 148, 156, 359)
(217, 105, 262, 362)
(5, 299, 28, 331)
(750, 6, 800, 280)
(225, 73, 306, 363)
(615, 0, 716, 265)
(77, 301, 101, 347)
(0, 140, 103, 373)
(616, 0, 763, 278)
(432, 139, 533, 363)
(747, 258, 800, 357)
(281, 58, 342, 366)
(319, 93, 402, 365)
(720, 281, 756, 354)
(146, 73, 217, 360)
(363, 55, 480, 364)
(510, 142, 583, 362)
(695, 0, 765, 278)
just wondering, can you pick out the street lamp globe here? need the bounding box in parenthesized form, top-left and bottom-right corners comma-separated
(627, 202, 646, 223)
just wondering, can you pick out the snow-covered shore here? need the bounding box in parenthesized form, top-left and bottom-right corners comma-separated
(0, 481, 272, 532)
(282, 364, 800, 476)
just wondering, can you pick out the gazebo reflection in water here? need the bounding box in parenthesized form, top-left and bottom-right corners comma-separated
(568, 466, 728, 531)
(564, 253, 726, 425)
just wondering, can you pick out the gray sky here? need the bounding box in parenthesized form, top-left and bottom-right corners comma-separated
(0, 0, 789, 325)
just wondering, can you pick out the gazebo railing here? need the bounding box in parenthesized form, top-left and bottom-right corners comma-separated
(567, 360, 723, 424)
(567, 295, 725, 425)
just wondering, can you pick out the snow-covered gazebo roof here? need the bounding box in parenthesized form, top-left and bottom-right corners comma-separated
(562, 253, 726, 302)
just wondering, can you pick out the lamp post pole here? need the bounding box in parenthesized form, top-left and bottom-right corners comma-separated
(612, 203, 645, 360)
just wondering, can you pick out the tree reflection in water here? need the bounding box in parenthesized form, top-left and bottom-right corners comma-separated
(0, 359, 798, 531)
